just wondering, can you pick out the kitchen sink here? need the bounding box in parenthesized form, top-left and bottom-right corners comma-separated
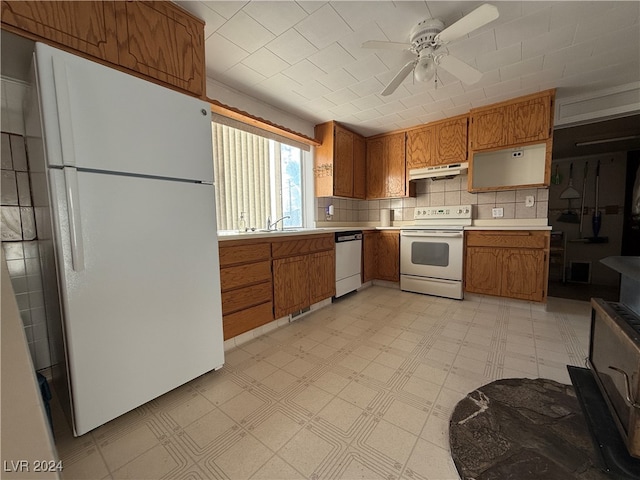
(218, 227, 313, 236)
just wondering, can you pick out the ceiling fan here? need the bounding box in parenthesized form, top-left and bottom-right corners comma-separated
(362, 3, 500, 96)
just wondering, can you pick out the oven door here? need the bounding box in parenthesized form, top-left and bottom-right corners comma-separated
(400, 230, 463, 281)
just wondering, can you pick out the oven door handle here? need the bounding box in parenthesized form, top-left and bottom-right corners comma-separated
(401, 231, 463, 238)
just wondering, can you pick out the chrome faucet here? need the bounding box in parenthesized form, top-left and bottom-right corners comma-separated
(266, 215, 290, 231)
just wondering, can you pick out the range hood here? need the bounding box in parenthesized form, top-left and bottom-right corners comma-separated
(409, 162, 468, 181)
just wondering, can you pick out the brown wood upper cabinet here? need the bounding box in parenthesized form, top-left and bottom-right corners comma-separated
(1, 1, 206, 97)
(366, 132, 414, 199)
(469, 90, 555, 151)
(407, 115, 468, 169)
(314, 121, 366, 199)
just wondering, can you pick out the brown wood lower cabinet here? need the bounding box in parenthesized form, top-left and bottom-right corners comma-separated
(464, 230, 550, 302)
(362, 230, 400, 283)
(272, 234, 335, 319)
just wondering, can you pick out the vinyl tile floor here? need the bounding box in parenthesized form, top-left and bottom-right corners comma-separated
(51, 286, 593, 480)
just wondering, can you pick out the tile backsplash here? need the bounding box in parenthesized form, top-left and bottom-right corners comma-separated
(315, 174, 548, 223)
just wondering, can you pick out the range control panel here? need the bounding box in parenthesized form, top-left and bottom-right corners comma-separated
(414, 204, 472, 221)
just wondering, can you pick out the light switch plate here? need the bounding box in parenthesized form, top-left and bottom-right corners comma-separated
(525, 195, 535, 207)
(492, 207, 504, 218)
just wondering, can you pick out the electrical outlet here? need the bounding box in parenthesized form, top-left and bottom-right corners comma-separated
(525, 195, 535, 207)
(492, 207, 504, 218)
(512, 151, 523, 158)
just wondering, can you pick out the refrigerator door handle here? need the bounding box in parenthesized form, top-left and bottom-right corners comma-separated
(52, 57, 77, 167)
(64, 168, 85, 271)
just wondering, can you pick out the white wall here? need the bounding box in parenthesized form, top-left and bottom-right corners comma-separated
(1, 76, 26, 135)
(206, 78, 315, 139)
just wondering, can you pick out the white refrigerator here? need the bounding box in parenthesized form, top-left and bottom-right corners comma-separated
(27, 43, 224, 436)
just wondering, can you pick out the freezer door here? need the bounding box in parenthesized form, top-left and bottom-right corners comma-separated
(49, 168, 223, 435)
(35, 43, 213, 182)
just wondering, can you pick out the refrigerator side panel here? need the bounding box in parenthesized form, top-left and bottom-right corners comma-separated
(35, 43, 213, 182)
(49, 169, 223, 435)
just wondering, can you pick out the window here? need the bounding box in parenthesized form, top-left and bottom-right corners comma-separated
(212, 123, 305, 231)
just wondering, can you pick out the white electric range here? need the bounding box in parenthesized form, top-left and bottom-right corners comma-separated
(400, 205, 472, 300)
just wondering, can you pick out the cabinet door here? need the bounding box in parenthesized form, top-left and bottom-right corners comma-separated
(309, 250, 336, 304)
(366, 137, 386, 199)
(509, 96, 551, 145)
(386, 133, 406, 198)
(114, 1, 205, 96)
(353, 134, 366, 199)
(377, 231, 399, 282)
(435, 117, 467, 166)
(501, 249, 546, 302)
(362, 231, 377, 282)
(1, 1, 119, 63)
(273, 255, 310, 318)
(334, 125, 354, 197)
(406, 126, 434, 169)
(470, 107, 508, 150)
(465, 246, 501, 295)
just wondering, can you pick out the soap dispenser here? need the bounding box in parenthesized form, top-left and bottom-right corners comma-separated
(238, 212, 247, 232)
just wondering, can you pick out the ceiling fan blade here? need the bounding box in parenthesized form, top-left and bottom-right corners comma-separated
(381, 60, 416, 96)
(435, 3, 499, 44)
(362, 40, 411, 51)
(437, 55, 483, 84)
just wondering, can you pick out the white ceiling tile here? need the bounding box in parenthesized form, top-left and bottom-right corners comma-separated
(205, 33, 249, 72)
(499, 56, 544, 82)
(417, 111, 446, 124)
(265, 29, 319, 64)
(243, 1, 307, 35)
(348, 77, 385, 97)
(519, 65, 564, 91)
(574, 3, 640, 43)
(308, 43, 356, 71)
(295, 4, 352, 49)
(324, 87, 360, 105)
(429, 81, 465, 102)
(217, 11, 275, 53)
(282, 60, 327, 84)
(255, 73, 302, 93)
(494, 8, 551, 49)
(399, 91, 434, 109)
(297, 1, 327, 15)
(521, 26, 575, 60)
(375, 48, 415, 71)
(443, 104, 472, 118)
(542, 42, 594, 71)
(462, 70, 501, 91)
(564, 44, 640, 78)
(204, 1, 248, 20)
(476, 44, 522, 73)
(331, 1, 397, 32)
(338, 22, 389, 60)
(590, 24, 640, 56)
(446, 30, 496, 65)
(293, 80, 332, 100)
(351, 107, 382, 121)
(379, 84, 413, 102)
(316, 68, 359, 91)
(376, 2, 435, 43)
(328, 102, 357, 117)
(175, 2, 226, 38)
(449, 89, 487, 107)
(397, 104, 427, 120)
(242, 49, 290, 78)
(344, 54, 388, 81)
(483, 77, 522, 99)
(218, 63, 267, 86)
(351, 94, 385, 111)
(375, 100, 410, 116)
(549, 1, 617, 31)
(302, 96, 337, 112)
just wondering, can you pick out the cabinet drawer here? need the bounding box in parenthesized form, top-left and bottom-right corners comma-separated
(271, 234, 334, 258)
(220, 260, 271, 292)
(221, 281, 272, 316)
(466, 231, 548, 249)
(223, 302, 273, 340)
(219, 243, 271, 267)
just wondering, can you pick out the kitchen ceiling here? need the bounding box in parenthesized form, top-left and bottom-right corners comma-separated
(176, 1, 640, 137)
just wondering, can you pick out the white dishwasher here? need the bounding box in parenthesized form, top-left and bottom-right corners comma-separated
(335, 231, 363, 298)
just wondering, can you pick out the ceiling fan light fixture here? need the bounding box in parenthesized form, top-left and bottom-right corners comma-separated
(414, 56, 436, 82)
